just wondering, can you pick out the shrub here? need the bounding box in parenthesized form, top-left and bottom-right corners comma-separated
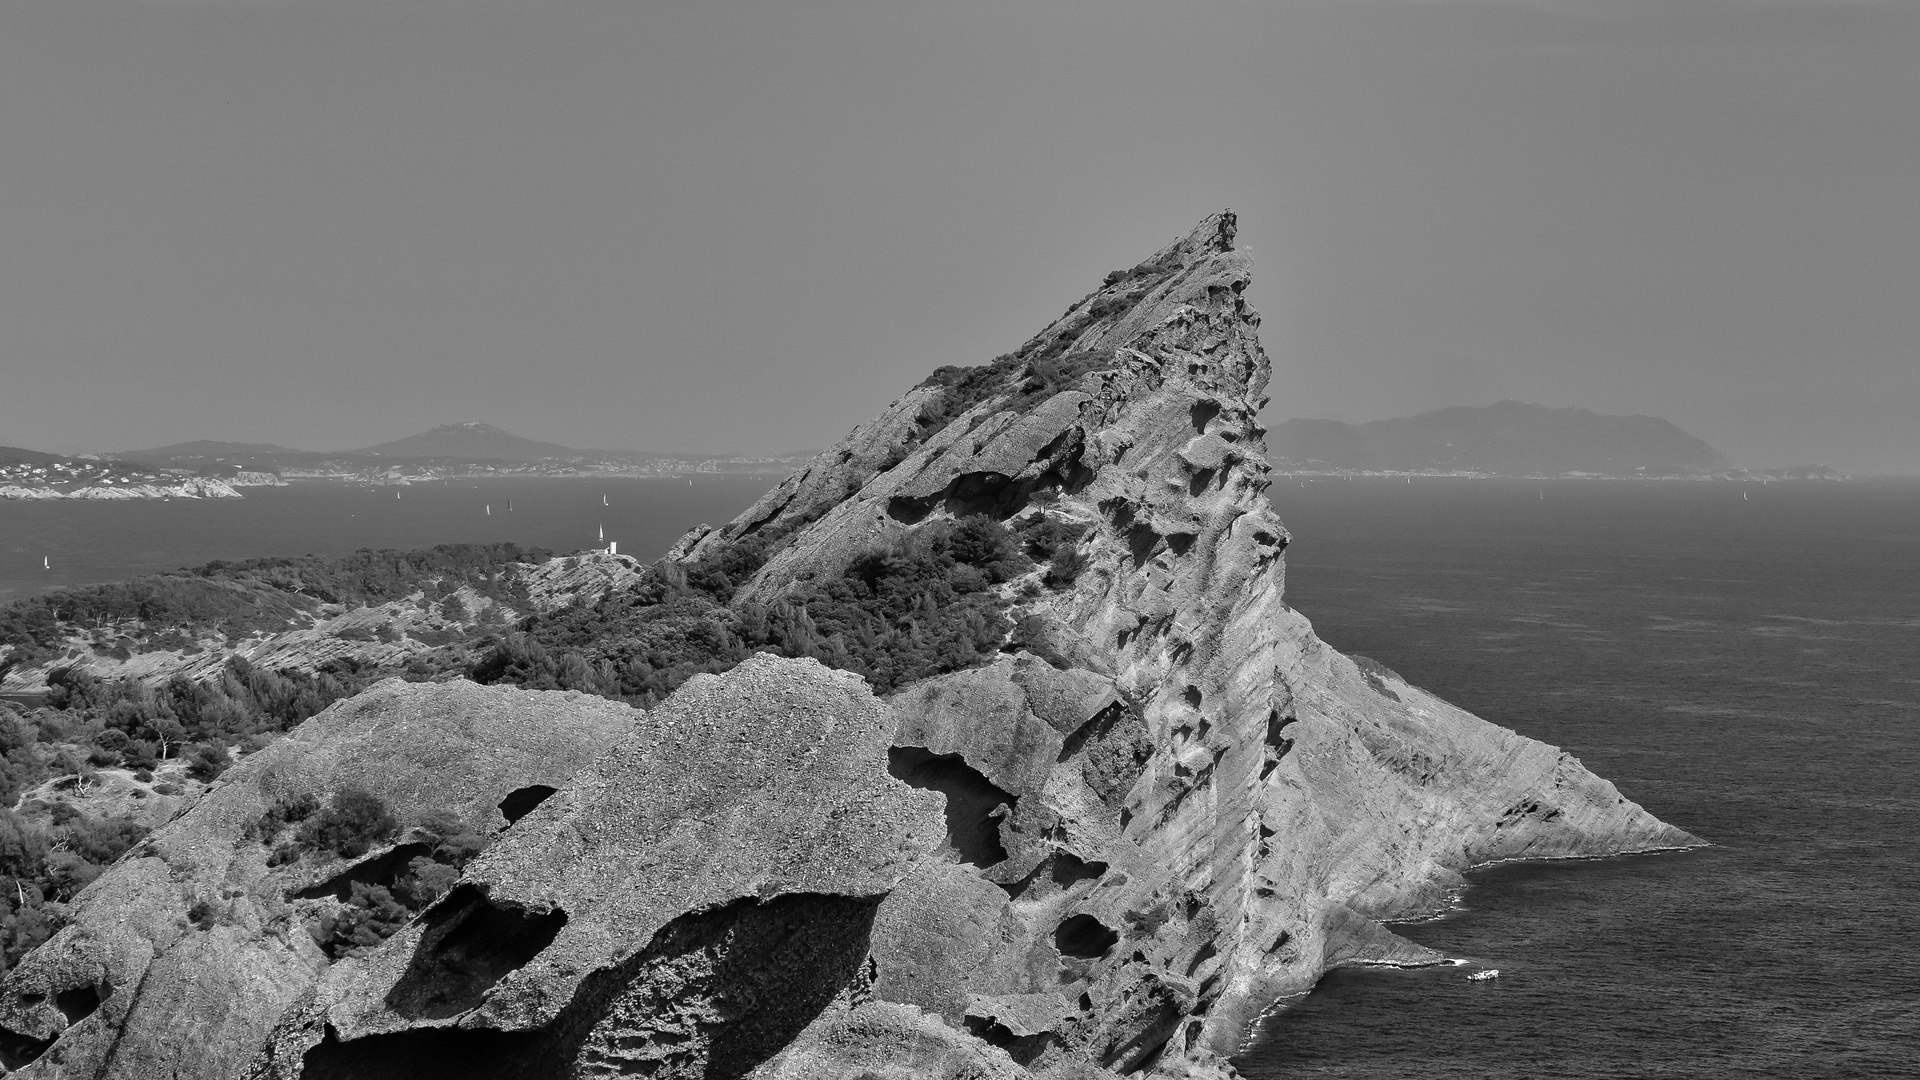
(248, 791, 320, 845)
(1017, 515, 1091, 562)
(184, 742, 230, 782)
(475, 514, 1035, 702)
(304, 805, 490, 958)
(294, 788, 398, 860)
(1047, 544, 1090, 587)
(311, 881, 410, 957)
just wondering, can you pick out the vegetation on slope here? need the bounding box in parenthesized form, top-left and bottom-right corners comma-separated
(0, 543, 548, 669)
(0, 544, 547, 971)
(0, 507, 1095, 971)
(246, 789, 487, 958)
(471, 512, 1083, 702)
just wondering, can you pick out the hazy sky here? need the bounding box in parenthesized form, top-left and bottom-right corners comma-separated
(1, 1, 1914, 472)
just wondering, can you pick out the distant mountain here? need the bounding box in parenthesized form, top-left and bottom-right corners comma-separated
(0, 445, 69, 467)
(349, 422, 582, 462)
(122, 440, 307, 459)
(1270, 400, 1734, 476)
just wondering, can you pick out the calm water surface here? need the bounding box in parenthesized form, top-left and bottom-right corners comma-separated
(1239, 478, 1920, 1079)
(2, 475, 1915, 1075)
(0, 476, 769, 601)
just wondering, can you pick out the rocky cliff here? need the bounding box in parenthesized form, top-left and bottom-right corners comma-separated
(0, 681, 638, 1079)
(0, 213, 1697, 1079)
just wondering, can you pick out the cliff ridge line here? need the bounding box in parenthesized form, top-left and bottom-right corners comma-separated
(0, 212, 1700, 1080)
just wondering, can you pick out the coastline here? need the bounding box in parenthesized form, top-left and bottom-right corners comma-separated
(0, 477, 250, 501)
(1235, 839, 1711, 1055)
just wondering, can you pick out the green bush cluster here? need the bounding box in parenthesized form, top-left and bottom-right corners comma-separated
(35, 655, 382, 791)
(253, 787, 398, 867)
(0, 543, 547, 667)
(0, 804, 148, 971)
(249, 792, 485, 959)
(473, 514, 1059, 702)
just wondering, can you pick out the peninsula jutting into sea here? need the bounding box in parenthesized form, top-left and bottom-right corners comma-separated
(0, 213, 1702, 1078)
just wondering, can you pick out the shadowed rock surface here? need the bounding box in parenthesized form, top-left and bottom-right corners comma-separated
(1, 213, 1698, 1080)
(248, 654, 945, 1079)
(0, 680, 638, 1080)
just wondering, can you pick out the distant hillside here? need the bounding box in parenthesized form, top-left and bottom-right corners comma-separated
(0, 445, 68, 467)
(1271, 400, 1734, 476)
(351, 422, 580, 461)
(35, 426, 810, 480)
(122, 440, 306, 458)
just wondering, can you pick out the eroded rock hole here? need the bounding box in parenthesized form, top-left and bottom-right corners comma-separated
(887, 746, 1013, 867)
(1190, 400, 1221, 433)
(0, 1028, 54, 1071)
(961, 1015, 1054, 1066)
(943, 471, 1025, 518)
(1188, 468, 1215, 496)
(1003, 851, 1109, 901)
(385, 885, 568, 1021)
(292, 842, 432, 902)
(1053, 914, 1119, 960)
(886, 494, 936, 525)
(497, 785, 558, 826)
(1265, 711, 1297, 757)
(303, 893, 880, 1080)
(53, 985, 101, 1026)
(1127, 524, 1163, 568)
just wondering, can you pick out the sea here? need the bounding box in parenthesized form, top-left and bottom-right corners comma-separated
(1, 475, 1916, 1076)
(0, 476, 773, 603)
(1239, 477, 1920, 1079)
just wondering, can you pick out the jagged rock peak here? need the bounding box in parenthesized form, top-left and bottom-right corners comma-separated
(672, 209, 1267, 575)
(1156, 207, 1237, 261)
(0, 214, 1698, 1080)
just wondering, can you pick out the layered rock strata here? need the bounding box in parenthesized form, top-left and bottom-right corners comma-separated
(690, 211, 1697, 1072)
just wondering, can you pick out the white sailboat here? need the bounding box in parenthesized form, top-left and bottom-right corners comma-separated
(43, 556, 50, 570)
(486, 504, 491, 516)
(602, 494, 608, 506)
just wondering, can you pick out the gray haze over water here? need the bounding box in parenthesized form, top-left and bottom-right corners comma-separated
(1, 1, 1915, 473)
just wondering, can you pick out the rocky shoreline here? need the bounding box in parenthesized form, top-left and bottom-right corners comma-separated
(0, 474, 287, 501)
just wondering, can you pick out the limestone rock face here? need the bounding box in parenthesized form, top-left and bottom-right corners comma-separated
(247, 654, 946, 1080)
(689, 211, 1698, 1072)
(3, 213, 1698, 1080)
(0, 680, 637, 1080)
(517, 550, 649, 613)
